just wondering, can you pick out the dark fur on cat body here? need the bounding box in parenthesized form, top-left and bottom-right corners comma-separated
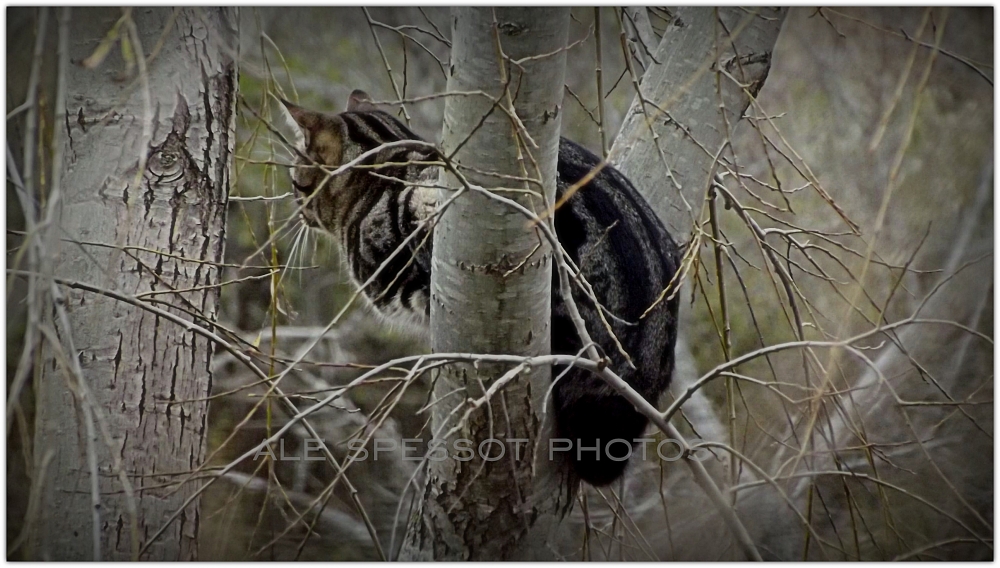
(281, 91, 681, 486)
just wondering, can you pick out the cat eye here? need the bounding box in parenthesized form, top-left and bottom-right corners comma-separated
(291, 180, 313, 195)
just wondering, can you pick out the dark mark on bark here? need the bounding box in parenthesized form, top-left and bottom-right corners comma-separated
(497, 21, 526, 36)
(201, 65, 215, 179)
(178, 406, 187, 444)
(543, 105, 559, 124)
(143, 185, 155, 217)
(169, 354, 179, 409)
(65, 110, 75, 159)
(138, 368, 147, 422)
(112, 332, 123, 385)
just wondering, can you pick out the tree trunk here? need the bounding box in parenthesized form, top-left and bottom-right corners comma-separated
(399, 7, 572, 561)
(608, 7, 786, 456)
(610, 7, 787, 235)
(29, 7, 237, 560)
(600, 7, 787, 559)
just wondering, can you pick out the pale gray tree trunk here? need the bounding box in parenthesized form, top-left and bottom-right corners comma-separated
(607, 6, 791, 560)
(399, 7, 572, 561)
(28, 7, 237, 560)
(611, 7, 787, 453)
(572, 7, 788, 560)
(611, 7, 787, 237)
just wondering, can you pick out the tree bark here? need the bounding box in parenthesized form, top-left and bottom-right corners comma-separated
(29, 7, 237, 560)
(610, 7, 787, 236)
(598, 6, 787, 560)
(399, 7, 572, 560)
(609, 7, 787, 458)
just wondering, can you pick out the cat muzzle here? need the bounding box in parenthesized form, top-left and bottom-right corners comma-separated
(298, 207, 321, 228)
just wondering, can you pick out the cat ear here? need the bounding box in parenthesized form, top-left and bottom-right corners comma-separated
(276, 98, 318, 151)
(346, 89, 377, 112)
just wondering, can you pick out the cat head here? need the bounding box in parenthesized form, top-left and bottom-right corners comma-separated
(276, 89, 377, 230)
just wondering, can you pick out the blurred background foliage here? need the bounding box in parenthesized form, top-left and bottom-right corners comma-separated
(7, 6, 992, 560)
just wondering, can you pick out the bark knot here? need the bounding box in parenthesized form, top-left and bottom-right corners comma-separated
(497, 21, 526, 36)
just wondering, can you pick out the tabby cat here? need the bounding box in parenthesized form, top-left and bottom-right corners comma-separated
(280, 90, 680, 486)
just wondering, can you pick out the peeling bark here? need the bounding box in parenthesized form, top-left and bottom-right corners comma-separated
(30, 8, 237, 560)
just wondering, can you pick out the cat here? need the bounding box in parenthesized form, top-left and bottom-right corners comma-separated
(279, 90, 680, 486)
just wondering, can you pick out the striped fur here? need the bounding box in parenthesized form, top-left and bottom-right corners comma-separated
(283, 102, 437, 330)
(282, 95, 680, 485)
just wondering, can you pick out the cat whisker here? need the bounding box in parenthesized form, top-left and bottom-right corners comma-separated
(280, 223, 307, 291)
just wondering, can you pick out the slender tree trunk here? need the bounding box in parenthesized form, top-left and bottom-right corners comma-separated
(611, 5, 787, 453)
(603, 7, 787, 559)
(399, 7, 572, 561)
(609, 7, 787, 455)
(611, 7, 787, 236)
(29, 7, 237, 560)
